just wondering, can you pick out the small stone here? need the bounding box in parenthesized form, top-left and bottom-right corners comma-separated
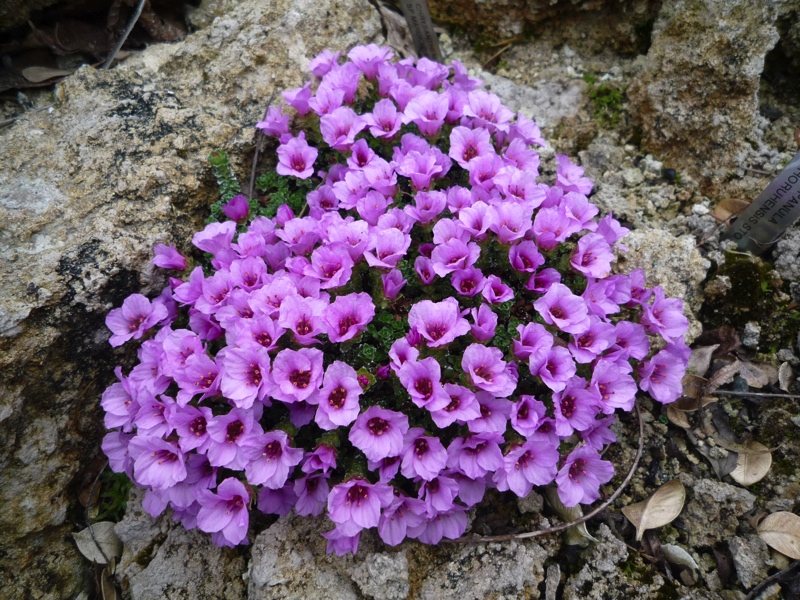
(351, 552, 410, 600)
(691, 203, 710, 216)
(729, 535, 771, 590)
(778, 349, 800, 367)
(517, 491, 544, 514)
(545, 564, 561, 600)
(742, 322, 761, 349)
(755, 583, 783, 600)
(621, 168, 645, 187)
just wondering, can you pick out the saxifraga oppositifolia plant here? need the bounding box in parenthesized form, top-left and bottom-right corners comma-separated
(101, 44, 689, 554)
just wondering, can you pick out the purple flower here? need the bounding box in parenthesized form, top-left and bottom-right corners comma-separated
(493, 439, 559, 496)
(446, 432, 503, 480)
(257, 482, 297, 516)
(414, 256, 437, 285)
(463, 90, 514, 132)
(129, 436, 187, 490)
(403, 90, 448, 137)
(419, 475, 459, 518)
(277, 294, 328, 345)
(349, 406, 409, 461)
(389, 337, 420, 374)
(607, 321, 650, 361)
(451, 267, 486, 297)
(394, 150, 451, 190)
(487, 202, 532, 244)
(320, 106, 366, 152)
(152, 244, 188, 270)
(106, 294, 168, 347)
(430, 384, 481, 428)
(364, 228, 411, 269)
(571, 233, 614, 278)
(397, 357, 451, 411)
(222, 194, 250, 222)
(449, 126, 494, 168)
(219, 346, 271, 409)
(171, 404, 213, 453)
(242, 430, 304, 488)
(381, 269, 407, 300)
(481, 275, 514, 304)
(556, 445, 614, 507)
(590, 358, 637, 413)
(282, 82, 313, 115)
(309, 49, 340, 77)
(640, 287, 689, 342)
(553, 379, 600, 436)
(532, 206, 581, 250)
(555, 154, 593, 195)
(205, 408, 261, 469)
(468, 392, 512, 434)
(301, 444, 338, 474)
(526, 268, 561, 294)
(304, 244, 354, 289)
(469, 304, 497, 341)
(404, 190, 447, 225)
(314, 361, 362, 430)
(568, 318, 617, 364)
(431, 239, 481, 276)
(348, 43, 394, 78)
(637, 341, 688, 404)
(596, 213, 630, 248)
(256, 105, 290, 139)
(408, 508, 468, 544)
(533, 283, 590, 334)
(461, 344, 517, 397)
(294, 473, 330, 516)
(401, 428, 448, 481)
(510, 395, 547, 437)
(408, 298, 471, 347)
(270, 348, 324, 403)
(378, 492, 426, 546)
(276, 132, 318, 179)
(196, 477, 250, 546)
(536, 346, 576, 392)
(509, 241, 544, 273)
(322, 527, 361, 556)
(323, 292, 375, 343)
(174, 352, 220, 406)
(327, 478, 394, 535)
(583, 415, 618, 450)
(513, 323, 553, 372)
(103, 431, 133, 476)
(363, 98, 402, 138)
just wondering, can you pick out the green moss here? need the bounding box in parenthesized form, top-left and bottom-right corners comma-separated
(587, 81, 625, 128)
(96, 470, 133, 522)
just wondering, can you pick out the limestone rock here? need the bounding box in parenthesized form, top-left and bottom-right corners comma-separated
(681, 479, 756, 548)
(0, 0, 381, 596)
(628, 0, 780, 192)
(114, 490, 247, 600)
(728, 535, 771, 591)
(615, 228, 711, 342)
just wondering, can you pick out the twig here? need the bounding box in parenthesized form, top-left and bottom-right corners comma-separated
(745, 560, 800, 600)
(482, 42, 513, 69)
(449, 401, 645, 544)
(0, 103, 55, 128)
(740, 166, 774, 176)
(714, 390, 800, 400)
(85, 460, 111, 564)
(102, 0, 147, 69)
(248, 91, 277, 200)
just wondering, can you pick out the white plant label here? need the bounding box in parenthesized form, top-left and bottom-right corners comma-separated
(724, 150, 800, 254)
(398, 0, 442, 61)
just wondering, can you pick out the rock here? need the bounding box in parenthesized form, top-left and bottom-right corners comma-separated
(615, 228, 711, 343)
(578, 134, 626, 181)
(0, 0, 62, 33)
(627, 0, 780, 193)
(621, 168, 645, 188)
(0, 0, 382, 596)
(681, 479, 756, 548)
(728, 535, 771, 590)
(545, 563, 561, 600)
(351, 552, 410, 600)
(479, 70, 586, 128)
(114, 490, 247, 600)
(773, 226, 800, 302)
(742, 322, 761, 349)
(517, 490, 544, 514)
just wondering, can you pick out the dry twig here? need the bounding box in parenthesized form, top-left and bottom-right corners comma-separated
(84, 460, 111, 564)
(449, 401, 645, 544)
(745, 560, 800, 600)
(102, 0, 147, 69)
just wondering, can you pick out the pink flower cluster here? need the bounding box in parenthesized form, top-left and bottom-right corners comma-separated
(101, 44, 690, 553)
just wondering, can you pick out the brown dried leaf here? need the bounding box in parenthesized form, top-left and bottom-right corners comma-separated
(695, 325, 741, 356)
(712, 198, 751, 222)
(706, 360, 741, 394)
(666, 406, 691, 429)
(687, 345, 719, 377)
(544, 487, 597, 544)
(729, 441, 772, 486)
(757, 512, 800, 560)
(21, 66, 74, 83)
(622, 480, 686, 541)
(73, 522, 123, 565)
(779, 362, 794, 392)
(101, 558, 120, 600)
(739, 361, 770, 388)
(680, 374, 707, 401)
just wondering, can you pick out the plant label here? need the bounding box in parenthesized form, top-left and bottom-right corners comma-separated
(724, 150, 800, 254)
(398, 0, 442, 61)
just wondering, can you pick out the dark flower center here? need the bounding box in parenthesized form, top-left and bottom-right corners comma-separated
(226, 420, 244, 443)
(414, 438, 429, 457)
(463, 144, 478, 161)
(346, 484, 369, 506)
(256, 332, 272, 348)
(329, 386, 347, 409)
(247, 363, 262, 386)
(189, 416, 207, 436)
(290, 156, 307, 172)
(517, 403, 529, 420)
(128, 314, 147, 332)
(415, 378, 433, 399)
(290, 370, 312, 389)
(367, 417, 389, 436)
(265, 440, 282, 459)
(296, 317, 313, 336)
(569, 458, 587, 481)
(338, 315, 358, 336)
(561, 395, 576, 418)
(426, 323, 446, 341)
(550, 306, 564, 319)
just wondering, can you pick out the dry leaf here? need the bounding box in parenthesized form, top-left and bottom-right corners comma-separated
(687, 345, 719, 377)
(779, 362, 793, 392)
(544, 487, 598, 544)
(661, 543, 699, 574)
(666, 406, 691, 429)
(706, 360, 741, 393)
(73, 522, 123, 564)
(680, 374, 708, 401)
(101, 558, 121, 600)
(757, 512, 800, 560)
(20, 66, 74, 83)
(739, 361, 770, 388)
(622, 480, 686, 541)
(729, 441, 772, 486)
(712, 198, 750, 222)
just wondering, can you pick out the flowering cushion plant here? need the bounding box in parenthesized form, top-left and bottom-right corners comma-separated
(101, 44, 690, 553)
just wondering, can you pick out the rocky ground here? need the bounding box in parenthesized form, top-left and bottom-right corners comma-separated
(2, 0, 800, 598)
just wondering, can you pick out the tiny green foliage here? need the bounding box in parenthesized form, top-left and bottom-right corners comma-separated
(255, 170, 317, 218)
(584, 76, 625, 127)
(97, 470, 133, 522)
(208, 150, 240, 202)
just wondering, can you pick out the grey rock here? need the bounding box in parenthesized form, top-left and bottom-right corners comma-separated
(480, 70, 587, 128)
(742, 322, 761, 349)
(728, 535, 771, 590)
(578, 134, 626, 181)
(615, 228, 711, 342)
(0, 0, 381, 596)
(351, 552, 409, 600)
(777, 349, 800, 367)
(774, 227, 800, 303)
(517, 490, 544, 514)
(545, 563, 561, 600)
(115, 490, 246, 600)
(621, 168, 645, 188)
(628, 0, 780, 193)
(681, 479, 756, 548)
(417, 540, 548, 599)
